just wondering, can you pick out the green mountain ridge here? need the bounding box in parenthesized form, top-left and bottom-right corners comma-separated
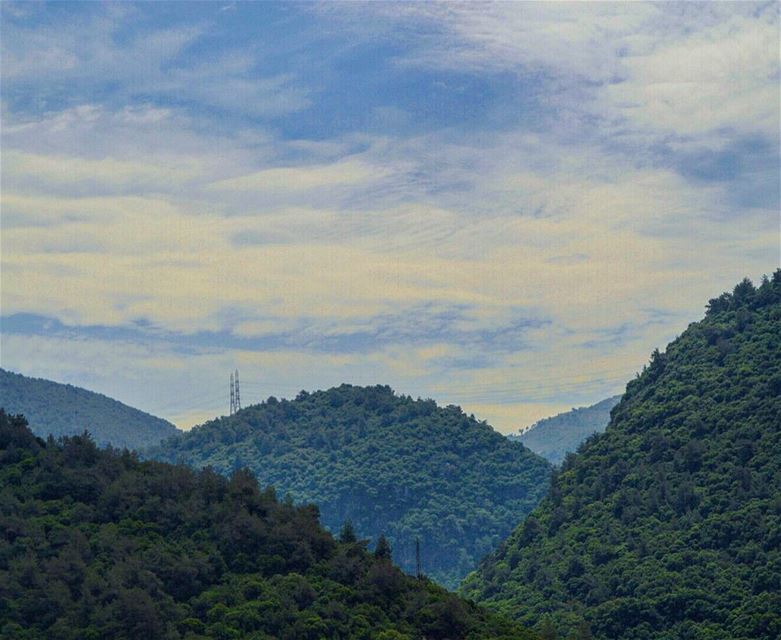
(508, 396, 621, 466)
(0, 410, 536, 640)
(0, 368, 178, 450)
(149, 385, 552, 589)
(459, 273, 781, 640)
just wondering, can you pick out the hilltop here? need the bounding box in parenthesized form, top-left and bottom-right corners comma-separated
(0, 411, 536, 640)
(460, 273, 781, 639)
(0, 368, 178, 449)
(508, 396, 621, 466)
(150, 385, 551, 588)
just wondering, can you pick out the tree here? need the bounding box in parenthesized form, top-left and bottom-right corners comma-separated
(148, 383, 552, 589)
(0, 412, 537, 640)
(339, 520, 357, 543)
(374, 534, 392, 561)
(538, 615, 557, 640)
(568, 620, 593, 640)
(459, 272, 781, 640)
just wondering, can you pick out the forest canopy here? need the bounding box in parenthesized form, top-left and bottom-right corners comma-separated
(508, 396, 620, 466)
(150, 385, 551, 588)
(0, 411, 535, 640)
(460, 272, 781, 640)
(0, 368, 178, 450)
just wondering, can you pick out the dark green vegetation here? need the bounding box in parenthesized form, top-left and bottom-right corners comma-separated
(0, 411, 536, 640)
(460, 273, 781, 640)
(0, 368, 178, 449)
(150, 386, 551, 588)
(508, 397, 620, 466)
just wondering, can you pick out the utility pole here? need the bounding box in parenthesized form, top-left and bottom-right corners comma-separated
(416, 537, 422, 579)
(230, 371, 235, 415)
(234, 369, 241, 412)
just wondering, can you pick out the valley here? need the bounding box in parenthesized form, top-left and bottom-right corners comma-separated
(2, 274, 779, 639)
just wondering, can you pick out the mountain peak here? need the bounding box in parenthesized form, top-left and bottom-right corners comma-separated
(0, 368, 178, 449)
(151, 383, 551, 588)
(460, 272, 781, 639)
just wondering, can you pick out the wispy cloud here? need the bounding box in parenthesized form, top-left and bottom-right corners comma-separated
(1, 2, 777, 432)
(1, 4, 309, 118)
(340, 2, 778, 135)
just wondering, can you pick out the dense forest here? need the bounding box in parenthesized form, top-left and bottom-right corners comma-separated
(460, 273, 781, 640)
(0, 369, 178, 450)
(508, 397, 620, 466)
(150, 385, 551, 588)
(0, 411, 537, 640)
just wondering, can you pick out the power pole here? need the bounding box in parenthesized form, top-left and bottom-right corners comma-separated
(416, 537, 422, 579)
(230, 371, 235, 415)
(234, 369, 241, 411)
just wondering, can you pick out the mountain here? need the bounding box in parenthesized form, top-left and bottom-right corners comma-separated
(0, 411, 536, 640)
(460, 273, 781, 640)
(0, 368, 178, 449)
(150, 385, 552, 589)
(508, 396, 621, 466)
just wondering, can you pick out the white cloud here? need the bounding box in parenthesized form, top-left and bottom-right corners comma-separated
(1, 3, 777, 432)
(1, 8, 308, 118)
(605, 10, 779, 138)
(3, 150, 203, 196)
(333, 2, 778, 142)
(210, 157, 390, 192)
(2, 101, 774, 345)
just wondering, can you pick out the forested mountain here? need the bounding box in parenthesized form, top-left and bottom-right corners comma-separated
(460, 273, 781, 640)
(0, 368, 178, 449)
(0, 411, 536, 640)
(150, 385, 551, 588)
(508, 396, 620, 466)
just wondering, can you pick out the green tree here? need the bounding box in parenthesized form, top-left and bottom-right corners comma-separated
(461, 272, 781, 640)
(569, 620, 592, 640)
(539, 615, 558, 640)
(340, 520, 357, 543)
(0, 410, 538, 640)
(149, 383, 551, 588)
(375, 534, 392, 561)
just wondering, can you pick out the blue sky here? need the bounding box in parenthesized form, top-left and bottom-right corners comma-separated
(1, 1, 779, 431)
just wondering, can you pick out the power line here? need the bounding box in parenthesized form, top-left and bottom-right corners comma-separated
(150, 364, 638, 420)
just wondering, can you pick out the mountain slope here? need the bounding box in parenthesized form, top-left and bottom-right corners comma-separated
(0, 411, 536, 640)
(150, 385, 552, 588)
(508, 396, 621, 466)
(460, 273, 781, 640)
(0, 368, 178, 449)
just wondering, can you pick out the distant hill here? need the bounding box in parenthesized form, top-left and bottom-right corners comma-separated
(150, 385, 551, 588)
(0, 411, 535, 640)
(0, 368, 178, 449)
(460, 273, 781, 639)
(508, 396, 621, 465)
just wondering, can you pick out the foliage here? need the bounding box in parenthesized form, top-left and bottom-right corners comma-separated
(460, 273, 781, 640)
(0, 411, 536, 640)
(508, 397, 620, 466)
(150, 385, 551, 588)
(0, 368, 178, 450)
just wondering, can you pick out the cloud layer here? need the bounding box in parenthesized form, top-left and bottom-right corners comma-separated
(2, 2, 778, 432)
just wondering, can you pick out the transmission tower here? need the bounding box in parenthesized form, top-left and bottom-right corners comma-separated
(234, 369, 241, 412)
(230, 371, 235, 415)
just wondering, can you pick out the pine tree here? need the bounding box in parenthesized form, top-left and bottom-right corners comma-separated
(339, 520, 357, 543)
(374, 534, 392, 561)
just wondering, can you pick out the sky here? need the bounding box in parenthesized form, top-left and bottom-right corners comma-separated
(1, 1, 779, 433)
